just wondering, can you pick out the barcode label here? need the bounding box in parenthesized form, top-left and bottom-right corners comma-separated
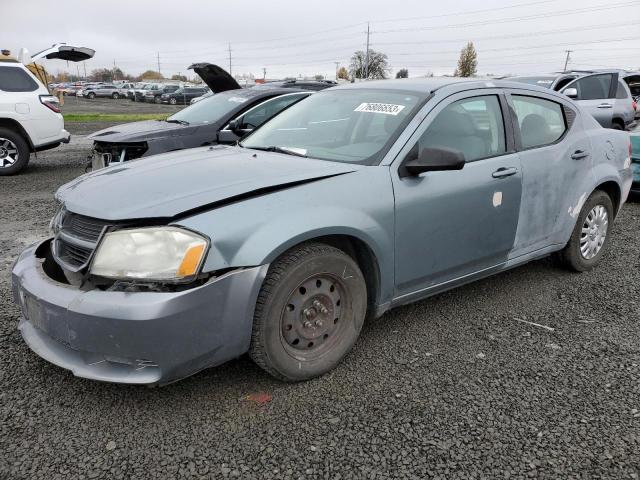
(354, 102, 406, 115)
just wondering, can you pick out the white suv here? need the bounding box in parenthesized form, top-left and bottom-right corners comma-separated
(0, 43, 94, 175)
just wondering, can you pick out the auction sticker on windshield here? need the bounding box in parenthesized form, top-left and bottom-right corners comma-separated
(354, 103, 406, 115)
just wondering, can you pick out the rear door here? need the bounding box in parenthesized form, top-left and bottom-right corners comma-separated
(560, 73, 617, 128)
(391, 90, 522, 299)
(505, 90, 594, 256)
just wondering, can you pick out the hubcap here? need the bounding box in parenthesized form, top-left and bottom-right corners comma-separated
(0, 138, 18, 168)
(280, 274, 345, 358)
(580, 205, 608, 260)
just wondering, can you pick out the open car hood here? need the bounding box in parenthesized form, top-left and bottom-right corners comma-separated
(56, 146, 359, 220)
(29, 43, 95, 62)
(188, 63, 240, 93)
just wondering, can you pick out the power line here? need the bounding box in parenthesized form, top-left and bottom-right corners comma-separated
(373, 1, 640, 34)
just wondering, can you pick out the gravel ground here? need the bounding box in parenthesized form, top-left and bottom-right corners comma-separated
(1, 126, 639, 480)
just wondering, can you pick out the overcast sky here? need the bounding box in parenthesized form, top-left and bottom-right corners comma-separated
(4, 0, 640, 80)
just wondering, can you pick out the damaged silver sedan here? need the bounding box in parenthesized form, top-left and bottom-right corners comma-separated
(12, 78, 634, 385)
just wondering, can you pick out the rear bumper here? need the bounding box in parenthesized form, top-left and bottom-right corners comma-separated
(34, 130, 71, 152)
(12, 240, 268, 385)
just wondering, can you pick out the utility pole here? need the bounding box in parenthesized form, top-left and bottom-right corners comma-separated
(364, 22, 370, 80)
(83, 62, 87, 81)
(113, 59, 117, 81)
(228, 44, 232, 76)
(157, 52, 161, 77)
(334, 61, 340, 80)
(76, 64, 80, 81)
(563, 50, 572, 72)
(262, 67, 266, 80)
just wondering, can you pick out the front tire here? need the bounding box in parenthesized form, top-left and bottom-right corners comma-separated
(169, 97, 177, 105)
(112, 92, 119, 99)
(249, 242, 367, 381)
(554, 190, 613, 272)
(0, 128, 30, 176)
(154, 96, 162, 104)
(87, 92, 95, 99)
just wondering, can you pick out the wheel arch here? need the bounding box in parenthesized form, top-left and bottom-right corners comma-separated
(0, 118, 34, 150)
(277, 234, 382, 319)
(594, 180, 622, 218)
(612, 117, 625, 129)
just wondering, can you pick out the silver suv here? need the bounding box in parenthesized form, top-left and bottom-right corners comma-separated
(509, 72, 635, 130)
(83, 84, 123, 99)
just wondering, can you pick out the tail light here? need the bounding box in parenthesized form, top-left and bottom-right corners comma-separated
(39, 95, 61, 113)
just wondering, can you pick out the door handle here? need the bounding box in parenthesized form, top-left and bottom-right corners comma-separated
(571, 150, 589, 160)
(492, 167, 518, 178)
(597, 103, 613, 109)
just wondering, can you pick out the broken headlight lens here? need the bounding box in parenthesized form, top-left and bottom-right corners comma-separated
(90, 227, 208, 281)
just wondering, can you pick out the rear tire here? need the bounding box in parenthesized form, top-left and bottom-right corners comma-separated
(0, 128, 30, 176)
(611, 120, 624, 130)
(554, 190, 613, 272)
(249, 242, 367, 381)
(154, 96, 162, 104)
(87, 92, 95, 99)
(112, 92, 119, 99)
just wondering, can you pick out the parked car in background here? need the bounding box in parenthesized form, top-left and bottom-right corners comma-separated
(88, 64, 330, 167)
(82, 84, 123, 99)
(161, 86, 208, 104)
(132, 83, 159, 102)
(117, 82, 136, 98)
(144, 84, 180, 104)
(1, 43, 94, 175)
(126, 82, 147, 100)
(510, 71, 635, 129)
(12, 78, 633, 385)
(76, 83, 102, 97)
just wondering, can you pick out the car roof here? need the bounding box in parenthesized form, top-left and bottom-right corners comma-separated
(329, 77, 560, 96)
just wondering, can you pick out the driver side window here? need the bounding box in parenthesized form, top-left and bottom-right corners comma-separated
(413, 95, 506, 163)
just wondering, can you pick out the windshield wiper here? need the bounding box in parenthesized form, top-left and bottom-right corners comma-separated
(165, 119, 189, 125)
(247, 146, 307, 157)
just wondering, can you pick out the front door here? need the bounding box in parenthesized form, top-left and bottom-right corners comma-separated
(391, 91, 522, 299)
(560, 73, 617, 128)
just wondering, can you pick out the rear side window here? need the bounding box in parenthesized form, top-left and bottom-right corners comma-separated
(0, 66, 39, 92)
(571, 74, 613, 100)
(416, 95, 506, 162)
(616, 81, 629, 99)
(511, 95, 566, 149)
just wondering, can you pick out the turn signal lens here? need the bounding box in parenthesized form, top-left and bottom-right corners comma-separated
(178, 244, 207, 277)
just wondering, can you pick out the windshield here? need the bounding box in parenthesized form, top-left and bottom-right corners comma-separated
(167, 90, 253, 125)
(509, 76, 555, 88)
(240, 89, 423, 165)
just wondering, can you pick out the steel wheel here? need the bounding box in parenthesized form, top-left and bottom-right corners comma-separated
(280, 274, 347, 360)
(580, 205, 608, 260)
(0, 138, 19, 169)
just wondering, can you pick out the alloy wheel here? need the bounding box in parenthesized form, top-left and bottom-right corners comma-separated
(580, 205, 608, 259)
(0, 138, 19, 169)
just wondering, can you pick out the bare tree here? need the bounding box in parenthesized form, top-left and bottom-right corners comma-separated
(395, 68, 409, 79)
(454, 42, 478, 77)
(349, 50, 390, 79)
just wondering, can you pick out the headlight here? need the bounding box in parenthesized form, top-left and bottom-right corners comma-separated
(90, 227, 208, 281)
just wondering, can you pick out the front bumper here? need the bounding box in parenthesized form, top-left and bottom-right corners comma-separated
(11, 240, 267, 385)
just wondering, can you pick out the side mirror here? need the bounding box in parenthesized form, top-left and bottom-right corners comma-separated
(563, 87, 578, 99)
(228, 118, 253, 136)
(399, 147, 465, 178)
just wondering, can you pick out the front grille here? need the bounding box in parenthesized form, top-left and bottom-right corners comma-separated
(54, 211, 115, 271)
(57, 241, 93, 268)
(62, 212, 108, 242)
(93, 141, 148, 162)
